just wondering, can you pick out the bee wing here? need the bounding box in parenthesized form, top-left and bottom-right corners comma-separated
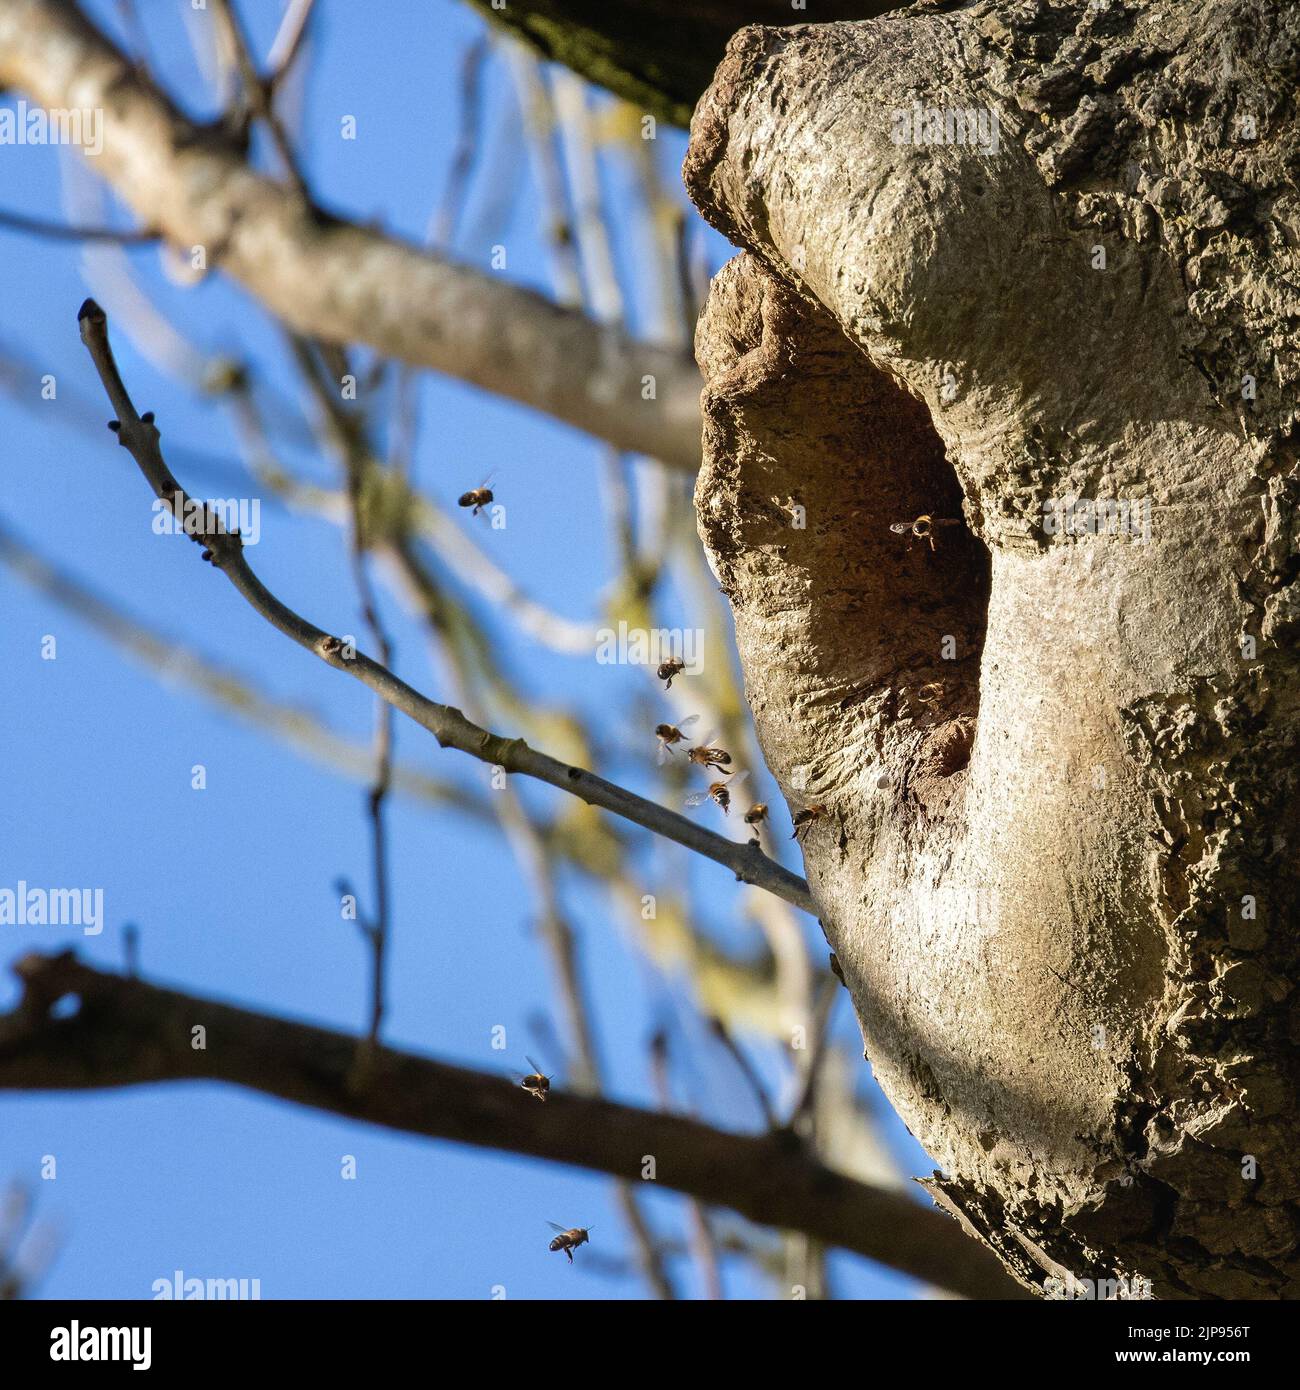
(546, 1221, 569, 1234)
(677, 715, 701, 732)
(525, 1056, 544, 1075)
(698, 730, 719, 749)
(684, 790, 708, 808)
(656, 740, 672, 766)
(889, 521, 911, 534)
(728, 770, 750, 789)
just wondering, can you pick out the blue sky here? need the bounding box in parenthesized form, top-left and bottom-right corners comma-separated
(0, 0, 932, 1299)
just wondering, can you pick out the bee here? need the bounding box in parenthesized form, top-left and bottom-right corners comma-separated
(654, 713, 700, 764)
(791, 803, 828, 843)
(547, 1223, 592, 1262)
(889, 514, 961, 551)
(1149, 828, 1187, 867)
(685, 732, 732, 771)
(656, 656, 685, 689)
(518, 1056, 551, 1102)
(457, 473, 495, 517)
(915, 681, 944, 707)
(743, 802, 768, 828)
(686, 769, 748, 817)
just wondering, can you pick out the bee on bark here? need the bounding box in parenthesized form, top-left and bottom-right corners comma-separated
(547, 1223, 592, 1262)
(518, 1057, 551, 1102)
(1149, 828, 1187, 867)
(686, 770, 748, 817)
(791, 803, 829, 843)
(457, 474, 495, 516)
(656, 656, 686, 689)
(654, 713, 700, 764)
(889, 514, 961, 551)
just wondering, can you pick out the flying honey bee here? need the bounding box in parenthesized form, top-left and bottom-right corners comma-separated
(547, 1223, 592, 1262)
(743, 802, 768, 828)
(654, 713, 700, 764)
(685, 732, 732, 771)
(791, 803, 829, 843)
(686, 769, 748, 817)
(457, 473, 495, 517)
(889, 514, 961, 551)
(657, 656, 685, 689)
(518, 1056, 551, 1102)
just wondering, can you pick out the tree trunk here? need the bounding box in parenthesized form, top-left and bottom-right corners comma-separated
(684, 0, 1300, 1298)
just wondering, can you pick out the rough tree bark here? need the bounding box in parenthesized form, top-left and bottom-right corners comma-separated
(684, 0, 1300, 1297)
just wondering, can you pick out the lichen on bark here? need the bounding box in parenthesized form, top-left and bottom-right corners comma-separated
(685, 0, 1300, 1297)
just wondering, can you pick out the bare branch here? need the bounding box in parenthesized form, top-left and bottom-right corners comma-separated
(282, 334, 396, 1048)
(0, 208, 157, 244)
(74, 299, 812, 914)
(426, 34, 490, 251)
(265, 0, 317, 91)
(650, 1029, 724, 1299)
(0, 952, 1030, 1300)
(212, 0, 312, 202)
(0, 0, 701, 468)
(708, 1015, 776, 1130)
(789, 972, 840, 1133)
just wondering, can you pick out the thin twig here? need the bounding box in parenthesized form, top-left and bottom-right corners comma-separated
(708, 1015, 777, 1130)
(213, 0, 312, 203)
(388, 33, 491, 476)
(650, 1030, 724, 1299)
(0, 1182, 57, 1299)
(789, 972, 841, 1133)
(3, 501, 811, 1084)
(553, 70, 623, 325)
(0, 209, 158, 244)
(427, 35, 490, 250)
(122, 924, 139, 980)
(266, 0, 317, 90)
(505, 46, 584, 307)
(74, 299, 814, 915)
(289, 335, 396, 1046)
